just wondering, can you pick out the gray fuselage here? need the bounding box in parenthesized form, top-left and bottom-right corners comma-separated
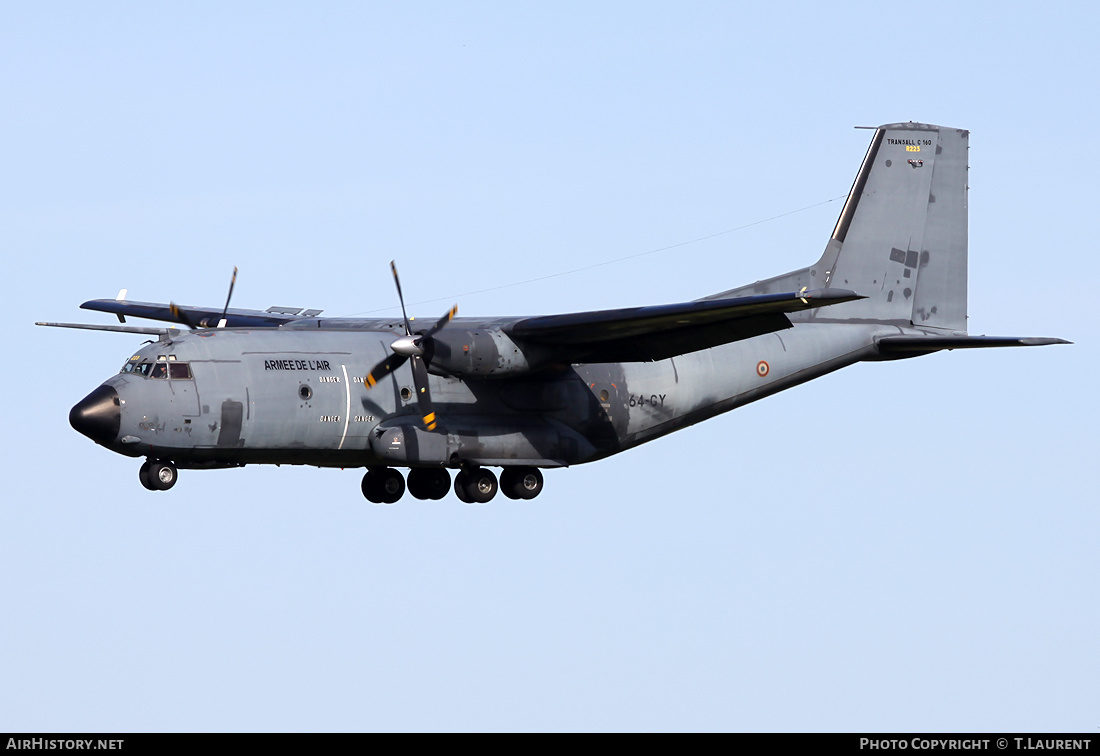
(89, 318, 889, 470)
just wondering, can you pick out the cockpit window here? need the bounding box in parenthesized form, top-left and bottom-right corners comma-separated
(120, 360, 191, 378)
(169, 363, 192, 380)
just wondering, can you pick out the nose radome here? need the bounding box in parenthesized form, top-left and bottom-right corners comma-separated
(70, 385, 121, 445)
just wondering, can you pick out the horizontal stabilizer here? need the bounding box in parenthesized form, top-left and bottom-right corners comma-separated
(508, 288, 863, 362)
(877, 335, 1071, 357)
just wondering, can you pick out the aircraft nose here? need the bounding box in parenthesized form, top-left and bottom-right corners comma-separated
(69, 385, 121, 445)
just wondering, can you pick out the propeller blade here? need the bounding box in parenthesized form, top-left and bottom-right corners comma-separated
(364, 352, 408, 388)
(423, 304, 458, 339)
(390, 260, 411, 336)
(410, 356, 437, 431)
(169, 302, 199, 330)
(219, 266, 238, 326)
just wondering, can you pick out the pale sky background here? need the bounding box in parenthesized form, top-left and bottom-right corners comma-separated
(1, 1, 1095, 732)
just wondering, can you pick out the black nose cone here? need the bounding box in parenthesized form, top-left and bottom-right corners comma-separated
(70, 385, 121, 445)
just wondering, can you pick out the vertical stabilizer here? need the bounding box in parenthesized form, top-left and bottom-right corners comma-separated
(820, 122, 968, 330)
(714, 122, 969, 332)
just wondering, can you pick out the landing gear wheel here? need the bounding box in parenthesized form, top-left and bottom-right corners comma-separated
(456, 468, 498, 503)
(408, 468, 451, 500)
(362, 468, 405, 503)
(501, 467, 543, 500)
(146, 460, 177, 491)
(138, 461, 157, 491)
(453, 472, 473, 503)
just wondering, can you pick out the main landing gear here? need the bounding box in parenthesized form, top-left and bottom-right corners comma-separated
(360, 466, 545, 504)
(139, 459, 178, 491)
(500, 467, 544, 500)
(361, 467, 405, 504)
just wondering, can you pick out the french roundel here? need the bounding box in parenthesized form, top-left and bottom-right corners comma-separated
(756, 360, 770, 377)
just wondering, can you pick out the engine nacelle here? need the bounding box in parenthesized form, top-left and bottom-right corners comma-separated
(425, 328, 553, 378)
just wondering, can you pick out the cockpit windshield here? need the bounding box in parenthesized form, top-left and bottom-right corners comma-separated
(120, 362, 152, 376)
(119, 358, 190, 379)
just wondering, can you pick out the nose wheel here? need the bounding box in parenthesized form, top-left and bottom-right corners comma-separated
(139, 459, 178, 491)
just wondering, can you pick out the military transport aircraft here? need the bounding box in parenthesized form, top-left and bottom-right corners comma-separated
(40, 122, 1068, 503)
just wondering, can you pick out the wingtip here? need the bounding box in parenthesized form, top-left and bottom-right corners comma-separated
(1023, 337, 1073, 346)
(801, 287, 866, 304)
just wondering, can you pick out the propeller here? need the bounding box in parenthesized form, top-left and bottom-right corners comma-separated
(169, 302, 199, 330)
(218, 266, 239, 327)
(363, 261, 458, 431)
(168, 267, 238, 329)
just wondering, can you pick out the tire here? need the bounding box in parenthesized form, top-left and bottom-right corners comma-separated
(427, 469, 451, 500)
(407, 469, 430, 500)
(453, 471, 473, 503)
(459, 468, 497, 504)
(362, 468, 404, 503)
(138, 461, 157, 491)
(361, 470, 382, 502)
(379, 468, 405, 504)
(408, 468, 450, 500)
(501, 467, 543, 500)
(148, 461, 177, 491)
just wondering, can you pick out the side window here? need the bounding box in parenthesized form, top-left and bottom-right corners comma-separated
(169, 363, 192, 380)
(150, 363, 168, 379)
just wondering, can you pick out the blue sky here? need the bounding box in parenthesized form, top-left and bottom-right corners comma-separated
(1, 2, 1095, 732)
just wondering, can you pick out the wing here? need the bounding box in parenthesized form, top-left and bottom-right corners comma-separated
(79, 299, 317, 328)
(505, 288, 863, 363)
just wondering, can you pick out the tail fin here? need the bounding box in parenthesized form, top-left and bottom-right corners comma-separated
(721, 122, 970, 331)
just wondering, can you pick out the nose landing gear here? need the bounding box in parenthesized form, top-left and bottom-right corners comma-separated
(139, 459, 178, 491)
